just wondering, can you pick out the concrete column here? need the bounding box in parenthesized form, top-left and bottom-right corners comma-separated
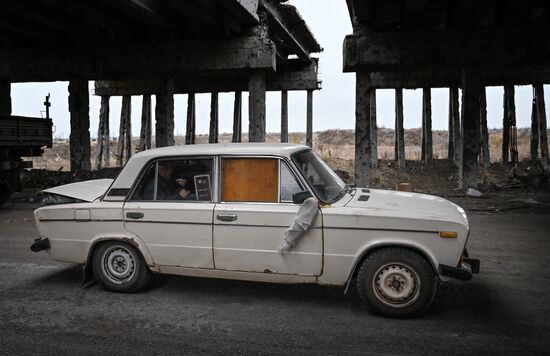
(395, 88, 405, 168)
(155, 77, 175, 147)
(422, 88, 433, 164)
(0, 81, 11, 116)
(355, 73, 371, 187)
(68, 80, 91, 172)
(449, 87, 461, 163)
(306, 90, 314, 148)
(248, 71, 266, 142)
(209, 92, 219, 144)
(139, 94, 152, 151)
(480, 88, 490, 168)
(534, 84, 549, 169)
(502, 85, 515, 164)
(117, 95, 131, 166)
(281, 90, 288, 143)
(96, 96, 110, 170)
(186, 93, 196, 145)
(459, 71, 482, 189)
(530, 87, 539, 160)
(370, 89, 378, 167)
(232, 91, 242, 143)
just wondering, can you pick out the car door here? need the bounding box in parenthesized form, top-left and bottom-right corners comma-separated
(123, 157, 216, 269)
(213, 157, 323, 276)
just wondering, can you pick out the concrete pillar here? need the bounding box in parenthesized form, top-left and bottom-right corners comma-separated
(186, 93, 196, 145)
(502, 85, 515, 164)
(422, 88, 433, 164)
(248, 71, 266, 142)
(530, 87, 539, 160)
(139, 94, 152, 151)
(117, 95, 131, 166)
(370, 89, 378, 167)
(281, 90, 288, 143)
(355, 73, 371, 187)
(395, 88, 405, 168)
(155, 78, 175, 147)
(534, 84, 549, 169)
(68, 80, 91, 172)
(96, 96, 110, 170)
(459, 71, 482, 189)
(306, 90, 314, 148)
(232, 91, 242, 143)
(480, 88, 490, 168)
(449, 87, 461, 163)
(209, 92, 219, 144)
(0, 81, 11, 116)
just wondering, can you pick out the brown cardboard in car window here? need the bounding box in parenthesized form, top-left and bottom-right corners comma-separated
(222, 158, 278, 202)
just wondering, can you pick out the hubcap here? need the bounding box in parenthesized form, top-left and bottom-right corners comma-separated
(372, 262, 421, 308)
(102, 246, 136, 284)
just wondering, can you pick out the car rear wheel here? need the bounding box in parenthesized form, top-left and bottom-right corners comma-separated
(356, 247, 436, 317)
(92, 241, 151, 293)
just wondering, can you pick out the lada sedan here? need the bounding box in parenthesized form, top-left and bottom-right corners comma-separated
(31, 143, 479, 317)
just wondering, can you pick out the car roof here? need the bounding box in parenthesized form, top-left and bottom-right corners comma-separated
(132, 143, 311, 159)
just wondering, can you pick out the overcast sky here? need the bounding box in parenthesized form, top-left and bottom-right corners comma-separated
(10, 0, 550, 139)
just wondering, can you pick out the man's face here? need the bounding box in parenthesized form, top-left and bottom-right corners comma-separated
(158, 162, 173, 179)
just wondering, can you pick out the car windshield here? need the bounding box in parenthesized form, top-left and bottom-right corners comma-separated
(293, 150, 347, 203)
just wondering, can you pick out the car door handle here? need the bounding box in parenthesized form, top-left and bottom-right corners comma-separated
(126, 212, 144, 219)
(216, 214, 237, 222)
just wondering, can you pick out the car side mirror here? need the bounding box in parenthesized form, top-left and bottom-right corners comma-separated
(292, 191, 312, 204)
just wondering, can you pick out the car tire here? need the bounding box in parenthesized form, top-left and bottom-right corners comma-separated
(356, 247, 437, 318)
(92, 241, 151, 293)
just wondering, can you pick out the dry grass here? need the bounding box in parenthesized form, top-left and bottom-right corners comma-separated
(29, 128, 549, 174)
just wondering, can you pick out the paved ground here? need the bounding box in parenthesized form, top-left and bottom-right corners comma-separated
(1, 199, 549, 355)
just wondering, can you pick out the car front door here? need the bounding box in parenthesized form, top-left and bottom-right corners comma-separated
(213, 157, 323, 276)
(123, 157, 216, 269)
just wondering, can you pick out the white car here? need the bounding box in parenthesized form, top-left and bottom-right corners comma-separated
(31, 143, 479, 317)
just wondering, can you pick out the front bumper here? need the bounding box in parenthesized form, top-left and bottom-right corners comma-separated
(30, 238, 50, 252)
(439, 258, 480, 281)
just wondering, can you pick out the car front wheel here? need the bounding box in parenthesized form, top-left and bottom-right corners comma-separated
(92, 241, 151, 293)
(356, 247, 436, 317)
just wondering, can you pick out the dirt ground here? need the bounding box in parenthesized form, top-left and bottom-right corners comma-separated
(1, 191, 549, 355)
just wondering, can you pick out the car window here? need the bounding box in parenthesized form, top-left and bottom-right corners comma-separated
(280, 161, 303, 202)
(221, 158, 278, 203)
(130, 158, 213, 202)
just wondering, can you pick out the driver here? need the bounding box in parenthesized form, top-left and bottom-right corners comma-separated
(144, 160, 192, 200)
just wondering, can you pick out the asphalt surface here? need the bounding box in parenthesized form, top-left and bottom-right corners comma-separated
(1, 201, 549, 355)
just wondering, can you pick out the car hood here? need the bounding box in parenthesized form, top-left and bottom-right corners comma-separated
(345, 188, 468, 228)
(41, 179, 114, 202)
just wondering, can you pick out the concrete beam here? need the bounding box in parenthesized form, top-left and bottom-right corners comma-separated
(1, 36, 276, 82)
(367, 68, 550, 89)
(93, 62, 319, 96)
(344, 27, 550, 71)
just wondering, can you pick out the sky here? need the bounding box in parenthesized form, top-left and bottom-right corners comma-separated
(10, 0, 550, 139)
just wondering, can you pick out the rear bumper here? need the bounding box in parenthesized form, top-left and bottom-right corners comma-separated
(30, 238, 50, 252)
(439, 258, 480, 281)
